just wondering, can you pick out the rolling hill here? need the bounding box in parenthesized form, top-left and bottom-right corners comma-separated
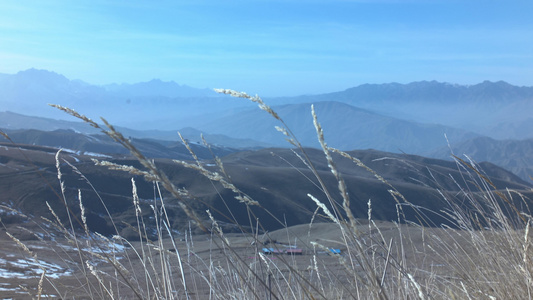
(431, 136, 533, 182)
(0, 128, 237, 160)
(1, 139, 530, 235)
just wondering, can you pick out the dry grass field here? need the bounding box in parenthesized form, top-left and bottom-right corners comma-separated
(0, 218, 503, 299)
(2, 213, 529, 299)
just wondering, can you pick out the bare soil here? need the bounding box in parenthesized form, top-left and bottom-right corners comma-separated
(0, 219, 470, 299)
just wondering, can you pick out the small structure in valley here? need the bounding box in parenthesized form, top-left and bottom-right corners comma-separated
(285, 248, 303, 255)
(262, 247, 283, 254)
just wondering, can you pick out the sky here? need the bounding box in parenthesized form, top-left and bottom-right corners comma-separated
(0, 1, 532, 96)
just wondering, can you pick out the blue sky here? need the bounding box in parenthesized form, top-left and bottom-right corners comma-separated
(1, 1, 532, 96)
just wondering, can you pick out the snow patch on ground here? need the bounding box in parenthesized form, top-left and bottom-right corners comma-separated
(59, 148, 112, 158)
(0, 258, 72, 279)
(82, 133, 100, 142)
(60, 148, 80, 155)
(83, 152, 112, 158)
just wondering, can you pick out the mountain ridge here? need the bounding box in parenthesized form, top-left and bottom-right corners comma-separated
(3, 68, 533, 139)
(0, 112, 270, 149)
(269, 80, 533, 105)
(196, 100, 479, 154)
(430, 136, 533, 181)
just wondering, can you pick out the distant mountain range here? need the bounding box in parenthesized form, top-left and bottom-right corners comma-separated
(2, 68, 533, 181)
(279, 80, 533, 104)
(0, 68, 255, 129)
(103, 79, 216, 98)
(2, 68, 533, 139)
(268, 80, 533, 140)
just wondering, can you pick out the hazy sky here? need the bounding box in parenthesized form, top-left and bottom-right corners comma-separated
(1, 1, 532, 96)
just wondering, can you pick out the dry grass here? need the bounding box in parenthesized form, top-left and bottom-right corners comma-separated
(0, 91, 532, 299)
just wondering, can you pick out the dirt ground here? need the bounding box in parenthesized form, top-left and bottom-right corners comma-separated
(0, 219, 470, 299)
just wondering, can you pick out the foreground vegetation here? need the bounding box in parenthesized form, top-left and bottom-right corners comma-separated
(1, 90, 532, 299)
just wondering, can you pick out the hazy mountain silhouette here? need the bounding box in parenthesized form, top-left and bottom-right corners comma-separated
(0, 68, 255, 129)
(431, 136, 533, 181)
(3, 69, 533, 140)
(268, 80, 533, 139)
(103, 79, 217, 98)
(196, 101, 478, 154)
